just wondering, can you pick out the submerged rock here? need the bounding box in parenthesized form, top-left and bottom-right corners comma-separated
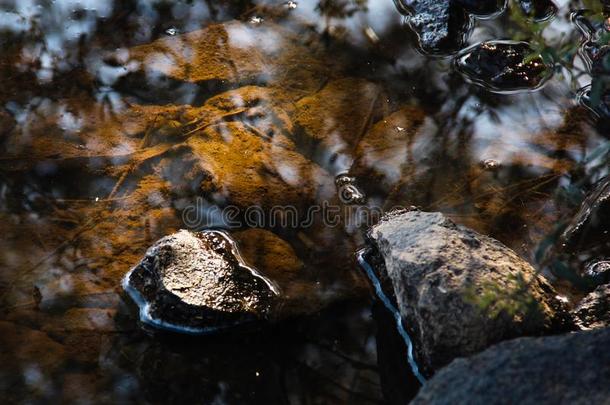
(294, 78, 390, 172)
(396, 0, 472, 55)
(561, 177, 610, 252)
(411, 328, 610, 404)
(455, 40, 553, 93)
(123, 229, 280, 333)
(516, 0, 557, 21)
(366, 210, 572, 375)
(351, 106, 426, 190)
(231, 228, 363, 317)
(572, 284, 610, 330)
(112, 21, 337, 103)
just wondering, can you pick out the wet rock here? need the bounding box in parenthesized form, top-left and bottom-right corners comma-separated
(123, 229, 280, 333)
(411, 327, 610, 404)
(516, 0, 557, 21)
(454, 0, 506, 16)
(397, 0, 472, 55)
(455, 40, 553, 93)
(335, 174, 366, 205)
(366, 210, 572, 375)
(583, 259, 610, 286)
(561, 177, 610, 252)
(572, 284, 610, 330)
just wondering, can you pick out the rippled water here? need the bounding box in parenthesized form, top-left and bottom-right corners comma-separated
(0, 0, 607, 403)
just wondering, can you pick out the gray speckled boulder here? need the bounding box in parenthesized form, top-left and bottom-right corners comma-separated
(572, 284, 610, 330)
(412, 328, 610, 404)
(367, 210, 572, 376)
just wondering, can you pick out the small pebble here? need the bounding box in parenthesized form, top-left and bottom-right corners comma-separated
(249, 16, 264, 25)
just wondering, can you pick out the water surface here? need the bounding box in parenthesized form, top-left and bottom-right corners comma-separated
(0, 0, 607, 403)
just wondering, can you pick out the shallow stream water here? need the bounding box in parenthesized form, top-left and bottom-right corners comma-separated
(0, 0, 608, 403)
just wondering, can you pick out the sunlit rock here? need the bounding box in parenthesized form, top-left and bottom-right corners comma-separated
(412, 328, 610, 404)
(366, 210, 573, 376)
(516, 0, 557, 21)
(455, 40, 553, 93)
(123, 229, 280, 333)
(123, 227, 363, 334)
(561, 177, 610, 252)
(396, 0, 472, 55)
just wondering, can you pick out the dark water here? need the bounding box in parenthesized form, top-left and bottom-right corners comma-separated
(0, 0, 607, 403)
